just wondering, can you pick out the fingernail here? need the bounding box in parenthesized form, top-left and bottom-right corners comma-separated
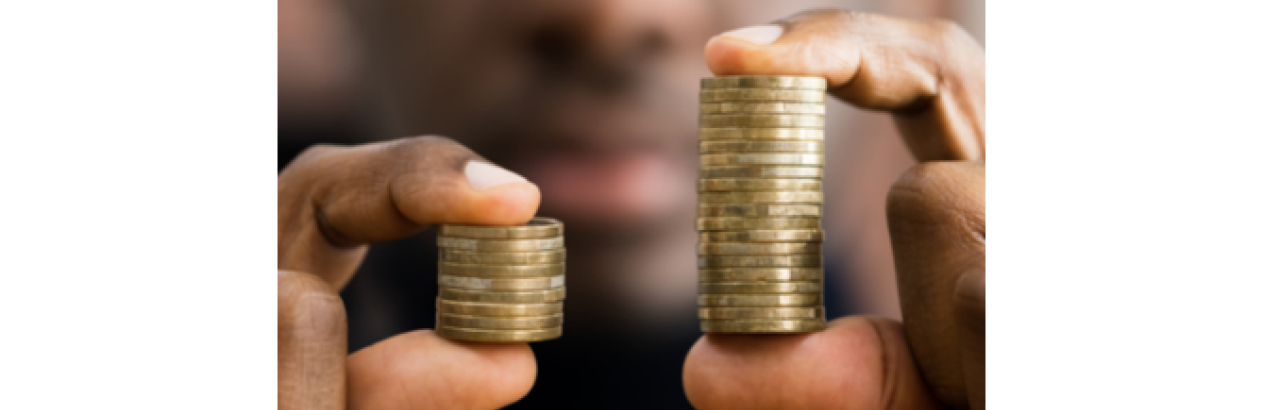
(465, 161, 528, 191)
(716, 24, 784, 45)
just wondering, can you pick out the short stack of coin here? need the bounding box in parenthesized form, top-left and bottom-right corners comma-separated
(435, 217, 565, 342)
(697, 75, 827, 333)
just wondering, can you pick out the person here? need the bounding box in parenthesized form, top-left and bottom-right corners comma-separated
(279, 4, 985, 409)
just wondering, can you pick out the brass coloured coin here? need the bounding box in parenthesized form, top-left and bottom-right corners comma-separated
(699, 128, 824, 141)
(699, 102, 825, 115)
(439, 288, 566, 303)
(439, 275, 564, 291)
(436, 236, 563, 252)
(698, 191, 823, 204)
(696, 217, 821, 231)
(700, 153, 823, 166)
(699, 229, 824, 242)
(438, 217, 563, 239)
(438, 249, 566, 265)
(698, 203, 821, 217)
(435, 326, 562, 342)
(700, 88, 825, 103)
(698, 178, 822, 192)
(700, 114, 824, 128)
(699, 141, 823, 154)
(700, 166, 822, 179)
(438, 313, 563, 330)
(698, 281, 824, 294)
(698, 242, 822, 255)
(698, 293, 823, 307)
(698, 254, 822, 268)
(700, 76, 827, 90)
(437, 299, 563, 316)
(699, 307, 825, 320)
(438, 262, 563, 277)
(701, 319, 826, 333)
(699, 267, 824, 281)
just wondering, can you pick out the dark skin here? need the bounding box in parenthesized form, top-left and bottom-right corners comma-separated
(278, 9, 983, 410)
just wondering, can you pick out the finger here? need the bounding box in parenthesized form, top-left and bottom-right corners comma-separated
(347, 330, 537, 410)
(278, 270, 347, 410)
(683, 316, 942, 410)
(704, 10, 985, 162)
(954, 260, 986, 410)
(278, 135, 542, 288)
(886, 161, 985, 407)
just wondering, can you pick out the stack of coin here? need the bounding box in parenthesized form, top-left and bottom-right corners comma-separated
(435, 217, 565, 342)
(697, 76, 827, 334)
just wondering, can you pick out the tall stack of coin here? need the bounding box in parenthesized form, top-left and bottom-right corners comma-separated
(435, 217, 565, 342)
(697, 76, 827, 333)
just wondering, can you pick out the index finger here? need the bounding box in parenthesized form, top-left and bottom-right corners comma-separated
(704, 10, 985, 162)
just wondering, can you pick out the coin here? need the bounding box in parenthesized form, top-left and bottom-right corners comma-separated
(700, 76, 827, 90)
(438, 217, 563, 239)
(439, 249, 565, 265)
(698, 307, 825, 319)
(438, 313, 563, 330)
(437, 299, 563, 316)
(699, 267, 824, 281)
(700, 166, 823, 179)
(700, 153, 823, 166)
(700, 114, 824, 128)
(698, 178, 822, 192)
(699, 102, 825, 115)
(438, 262, 564, 277)
(699, 128, 824, 141)
(698, 203, 821, 217)
(698, 281, 824, 294)
(696, 217, 821, 231)
(698, 293, 823, 307)
(435, 326, 562, 342)
(436, 236, 563, 252)
(698, 254, 822, 268)
(698, 242, 822, 255)
(440, 288, 566, 303)
(698, 191, 823, 204)
(699, 229, 824, 242)
(701, 319, 826, 333)
(439, 275, 564, 291)
(699, 141, 823, 154)
(700, 88, 825, 102)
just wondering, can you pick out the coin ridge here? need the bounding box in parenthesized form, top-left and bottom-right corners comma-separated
(434, 326, 562, 342)
(438, 217, 563, 239)
(438, 249, 566, 265)
(437, 313, 563, 330)
(699, 153, 824, 166)
(436, 299, 563, 316)
(700, 318, 826, 333)
(698, 307, 826, 319)
(439, 275, 565, 291)
(697, 281, 824, 294)
(698, 254, 823, 268)
(698, 293, 823, 307)
(439, 287, 567, 303)
(698, 267, 825, 281)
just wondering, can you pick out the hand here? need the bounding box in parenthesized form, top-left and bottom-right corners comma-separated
(278, 136, 543, 410)
(684, 10, 985, 410)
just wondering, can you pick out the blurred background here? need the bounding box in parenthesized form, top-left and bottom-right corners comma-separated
(279, 0, 983, 408)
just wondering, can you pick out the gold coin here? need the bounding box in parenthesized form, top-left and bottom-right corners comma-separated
(439, 288, 566, 303)
(699, 229, 824, 242)
(699, 307, 825, 319)
(436, 236, 563, 252)
(698, 254, 822, 268)
(438, 217, 563, 239)
(701, 319, 826, 333)
(699, 141, 823, 154)
(699, 267, 824, 281)
(698, 203, 821, 217)
(435, 326, 561, 343)
(700, 88, 825, 103)
(700, 166, 823, 179)
(698, 281, 824, 294)
(700, 76, 827, 90)
(699, 102, 825, 115)
(437, 299, 563, 316)
(699, 128, 824, 141)
(696, 217, 821, 231)
(438, 313, 562, 330)
(700, 153, 823, 166)
(438, 262, 564, 277)
(439, 249, 565, 265)
(698, 178, 822, 192)
(439, 275, 564, 291)
(698, 242, 822, 255)
(700, 114, 824, 128)
(698, 191, 823, 204)
(698, 293, 822, 307)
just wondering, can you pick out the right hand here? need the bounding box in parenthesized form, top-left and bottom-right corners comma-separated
(278, 136, 542, 410)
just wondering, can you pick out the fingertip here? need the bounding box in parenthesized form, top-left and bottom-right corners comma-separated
(473, 181, 542, 226)
(704, 35, 759, 76)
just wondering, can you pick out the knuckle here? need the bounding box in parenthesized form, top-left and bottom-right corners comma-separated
(278, 271, 346, 338)
(887, 162, 985, 231)
(384, 135, 482, 173)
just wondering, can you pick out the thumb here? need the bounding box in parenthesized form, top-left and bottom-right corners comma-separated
(347, 331, 537, 410)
